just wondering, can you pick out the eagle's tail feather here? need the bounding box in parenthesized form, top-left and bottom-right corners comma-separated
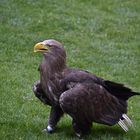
(104, 80, 140, 100)
(118, 114, 133, 132)
(118, 119, 128, 132)
(122, 114, 133, 126)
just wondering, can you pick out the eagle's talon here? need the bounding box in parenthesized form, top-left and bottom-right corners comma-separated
(75, 133, 84, 140)
(42, 125, 55, 134)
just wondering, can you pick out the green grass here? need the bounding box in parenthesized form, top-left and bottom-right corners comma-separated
(0, 0, 140, 139)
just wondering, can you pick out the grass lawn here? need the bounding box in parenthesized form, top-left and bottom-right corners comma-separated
(0, 0, 140, 139)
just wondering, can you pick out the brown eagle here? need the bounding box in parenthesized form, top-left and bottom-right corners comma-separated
(32, 39, 140, 138)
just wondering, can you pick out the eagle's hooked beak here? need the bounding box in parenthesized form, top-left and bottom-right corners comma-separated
(34, 42, 49, 53)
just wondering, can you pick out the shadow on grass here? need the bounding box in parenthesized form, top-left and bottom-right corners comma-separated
(55, 123, 125, 139)
(0, 119, 127, 140)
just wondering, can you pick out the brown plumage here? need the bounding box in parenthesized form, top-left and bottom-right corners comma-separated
(32, 39, 140, 138)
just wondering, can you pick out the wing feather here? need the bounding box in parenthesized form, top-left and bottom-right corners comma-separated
(59, 83, 127, 125)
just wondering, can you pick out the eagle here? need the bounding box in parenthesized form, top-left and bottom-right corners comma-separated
(32, 39, 140, 138)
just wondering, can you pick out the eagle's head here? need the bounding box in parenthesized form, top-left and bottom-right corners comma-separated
(33, 39, 66, 70)
(34, 39, 64, 53)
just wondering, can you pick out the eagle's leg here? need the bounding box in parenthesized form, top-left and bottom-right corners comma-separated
(32, 80, 51, 105)
(43, 106, 64, 133)
(72, 120, 92, 139)
(72, 121, 83, 139)
(59, 91, 92, 138)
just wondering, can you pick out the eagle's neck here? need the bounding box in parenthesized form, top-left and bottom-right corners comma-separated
(40, 51, 66, 103)
(40, 51, 66, 79)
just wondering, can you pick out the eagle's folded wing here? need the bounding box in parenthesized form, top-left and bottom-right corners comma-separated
(59, 82, 127, 126)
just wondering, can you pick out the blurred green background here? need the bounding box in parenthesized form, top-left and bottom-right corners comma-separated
(0, 0, 140, 139)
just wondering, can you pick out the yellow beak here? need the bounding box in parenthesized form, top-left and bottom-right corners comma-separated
(34, 42, 48, 53)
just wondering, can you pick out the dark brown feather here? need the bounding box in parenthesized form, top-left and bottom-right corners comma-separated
(103, 80, 140, 100)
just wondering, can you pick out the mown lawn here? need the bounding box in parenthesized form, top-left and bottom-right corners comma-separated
(0, 0, 140, 140)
